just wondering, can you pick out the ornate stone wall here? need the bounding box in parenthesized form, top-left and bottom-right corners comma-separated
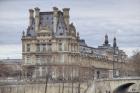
(0, 82, 91, 93)
(21, 7, 127, 80)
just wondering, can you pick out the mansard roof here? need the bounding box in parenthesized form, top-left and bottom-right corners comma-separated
(55, 11, 67, 36)
(40, 11, 53, 15)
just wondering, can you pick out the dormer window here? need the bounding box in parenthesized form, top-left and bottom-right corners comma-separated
(40, 17, 43, 20)
(27, 33, 31, 36)
(60, 33, 63, 35)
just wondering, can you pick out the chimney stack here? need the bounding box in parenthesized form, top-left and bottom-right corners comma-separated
(63, 8, 70, 29)
(34, 7, 40, 32)
(29, 9, 34, 26)
(53, 7, 58, 33)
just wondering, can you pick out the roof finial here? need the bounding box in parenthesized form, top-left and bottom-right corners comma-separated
(113, 37, 117, 48)
(77, 32, 80, 39)
(22, 30, 25, 36)
(104, 34, 109, 45)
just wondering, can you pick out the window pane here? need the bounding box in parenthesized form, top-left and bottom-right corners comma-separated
(36, 44, 40, 52)
(59, 43, 62, 51)
(27, 44, 30, 52)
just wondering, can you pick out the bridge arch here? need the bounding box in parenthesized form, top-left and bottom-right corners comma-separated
(113, 82, 135, 93)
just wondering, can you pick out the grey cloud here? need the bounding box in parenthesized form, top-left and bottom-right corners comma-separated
(0, 0, 140, 58)
(74, 17, 140, 49)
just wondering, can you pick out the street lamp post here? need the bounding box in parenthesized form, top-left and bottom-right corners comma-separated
(113, 46, 115, 78)
(113, 37, 117, 78)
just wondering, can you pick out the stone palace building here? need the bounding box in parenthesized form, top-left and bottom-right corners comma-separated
(21, 7, 127, 81)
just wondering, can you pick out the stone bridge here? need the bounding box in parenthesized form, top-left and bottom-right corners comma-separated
(0, 77, 140, 93)
(86, 77, 140, 93)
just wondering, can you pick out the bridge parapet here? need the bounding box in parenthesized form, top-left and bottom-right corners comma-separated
(86, 78, 140, 93)
(95, 77, 140, 81)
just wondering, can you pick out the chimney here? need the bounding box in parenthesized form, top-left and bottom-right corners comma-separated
(63, 8, 70, 27)
(34, 7, 40, 32)
(53, 7, 58, 33)
(29, 9, 34, 26)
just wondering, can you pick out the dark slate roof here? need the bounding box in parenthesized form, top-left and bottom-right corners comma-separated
(40, 12, 53, 15)
(0, 59, 22, 64)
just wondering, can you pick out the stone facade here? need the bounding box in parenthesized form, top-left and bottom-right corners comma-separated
(0, 83, 90, 93)
(21, 7, 127, 80)
(98, 34, 127, 62)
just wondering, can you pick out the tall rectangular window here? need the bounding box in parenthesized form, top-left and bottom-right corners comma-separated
(36, 56, 40, 64)
(59, 43, 62, 51)
(40, 44, 46, 52)
(47, 44, 52, 52)
(36, 44, 46, 52)
(40, 56, 46, 64)
(27, 44, 30, 52)
(61, 54, 64, 63)
(42, 44, 46, 52)
(26, 56, 31, 64)
(36, 44, 40, 52)
(23, 44, 25, 52)
(40, 44, 43, 52)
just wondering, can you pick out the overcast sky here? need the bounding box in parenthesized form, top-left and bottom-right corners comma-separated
(0, 0, 140, 59)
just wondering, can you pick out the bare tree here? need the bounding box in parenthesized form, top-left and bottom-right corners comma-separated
(0, 63, 21, 78)
(129, 51, 140, 76)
